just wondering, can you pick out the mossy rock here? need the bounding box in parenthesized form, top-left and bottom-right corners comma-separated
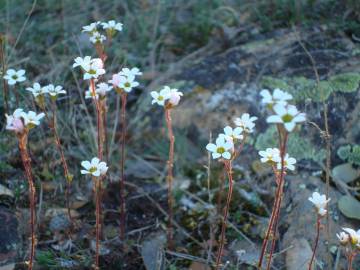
(261, 72, 360, 102)
(255, 126, 326, 164)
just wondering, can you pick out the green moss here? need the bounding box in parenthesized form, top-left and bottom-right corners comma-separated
(255, 126, 326, 164)
(261, 72, 360, 102)
(337, 144, 360, 166)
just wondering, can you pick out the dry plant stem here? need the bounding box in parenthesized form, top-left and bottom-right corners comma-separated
(18, 133, 36, 270)
(215, 161, 233, 270)
(0, 35, 9, 112)
(308, 216, 321, 270)
(265, 132, 288, 270)
(49, 101, 73, 222)
(119, 93, 127, 240)
(165, 108, 175, 249)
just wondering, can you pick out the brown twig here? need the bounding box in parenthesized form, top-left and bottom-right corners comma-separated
(308, 216, 321, 270)
(215, 160, 233, 270)
(18, 133, 36, 270)
(165, 108, 175, 249)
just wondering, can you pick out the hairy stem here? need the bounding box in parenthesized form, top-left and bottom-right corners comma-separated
(18, 133, 36, 270)
(308, 216, 321, 270)
(120, 93, 127, 240)
(215, 161, 233, 270)
(165, 108, 175, 249)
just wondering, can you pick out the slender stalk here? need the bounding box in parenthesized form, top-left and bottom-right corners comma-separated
(13, 84, 19, 107)
(215, 161, 233, 270)
(50, 101, 73, 222)
(165, 108, 175, 249)
(0, 34, 9, 112)
(18, 133, 36, 270)
(90, 79, 104, 269)
(119, 93, 127, 240)
(308, 216, 321, 270)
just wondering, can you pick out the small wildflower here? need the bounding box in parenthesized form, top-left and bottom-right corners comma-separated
(234, 113, 257, 133)
(101, 20, 123, 32)
(168, 87, 183, 106)
(45, 84, 66, 97)
(21, 111, 45, 128)
(308, 192, 330, 217)
(260, 88, 293, 106)
(342, 228, 360, 245)
(73, 57, 106, 80)
(4, 69, 26, 85)
(81, 157, 108, 177)
(150, 87, 170, 106)
(89, 31, 106, 44)
(259, 148, 281, 163)
(119, 67, 142, 77)
(223, 126, 243, 142)
(73, 56, 92, 71)
(206, 136, 233, 160)
(5, 108, 25, 133)
(82, 22, 101, 33)
(96, 82, 113, 96)
(113, 75, 139, 93)
(26, 83, 47, 97)
(337, 231, 350, 245)
(276, 153, 296, 171)
(266, 104, 306, 132)
(85, 89, 99, 100)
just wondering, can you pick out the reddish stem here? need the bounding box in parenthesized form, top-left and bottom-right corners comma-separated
(95, 179, 102, 269)
(90, 79, 103, 160)
(18, 134, 36, 270)
(308, 216, 321, 270)
(165, 108, 175, 249)
(119, 93, 127, 240)
(215, 161, 233, 270)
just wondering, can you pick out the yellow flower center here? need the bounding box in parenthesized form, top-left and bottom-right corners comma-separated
(217, 147, 225, 154)
(282, 114, 293, 123)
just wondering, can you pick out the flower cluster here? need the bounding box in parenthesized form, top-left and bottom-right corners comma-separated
(3, 69, 26, 85)
(109, 67, 141, 94)
(337, 228, 360, 248)
(206, 113, 257, 160)
(85, 82, 113, 100)
(5, 108, 44, 133)
(151, 86, 183, 107)
(26, 83, 67, 101)
(259, 148, 297, 171)
(81, 157, 108, 177)
(73, 56, 106, 80)
(261, 88, 306, 132)
(308, 192, 331, 217)
(82, 20, 123, 44)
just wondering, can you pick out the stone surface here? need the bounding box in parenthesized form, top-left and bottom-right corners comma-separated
(0, 207, 20, 266)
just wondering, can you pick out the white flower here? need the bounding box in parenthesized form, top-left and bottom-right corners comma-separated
(259, 148, 281, 163)
(150, 87, 171, 106)
(101, 20, 123, 32)
(4, 69, 26, 85)
(112, 75, 139, 93)
(260, 88, 293, 106)
(119, 67, 142, 77)
(26, 83, 47, 97)
(82, 22, 101, 33)
(21, 111, 45, 127)
(276, 153, 296, 171)
(337, 231, 350, 245)
(83, 58, 106, 80)
(96, 82, 113, 96)
(5, 108, 25, 132)
(81, 157, 108, 177)
(167, 87, 183, 106)
(266, 104, 306, 132)
(85, 89, 99, 100)
(73, 56, 92, 71)
(206, 136, 233, 160)
(308, 192, 330, 216)
(342, 228, 360, 245)
(234, 113, 258, 133)
(223, 126, 243, 141)
(45, 84, 66, 97)
(89, 31, 106, 44)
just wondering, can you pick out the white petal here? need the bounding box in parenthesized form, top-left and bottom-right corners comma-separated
(222, 152, 231, 160)
(206, 143, 217, 152)
(266, 115, 282, 123)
